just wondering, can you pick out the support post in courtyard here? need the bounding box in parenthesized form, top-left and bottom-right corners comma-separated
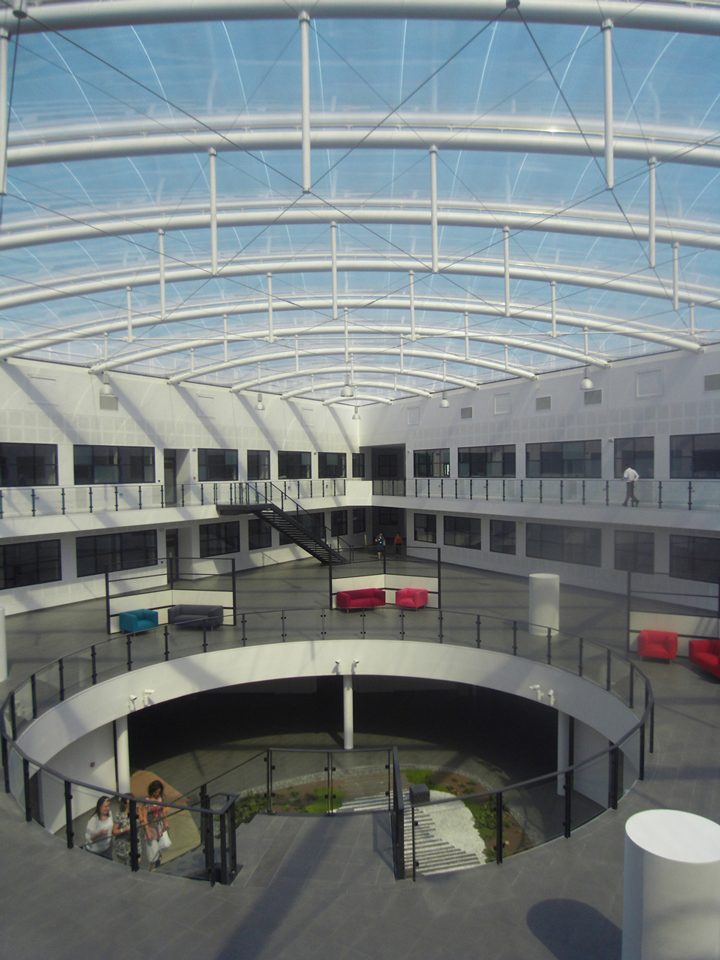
(342, 673, 353, 751)
(114, 715, 131, 794)
(0, 606, 6, 682)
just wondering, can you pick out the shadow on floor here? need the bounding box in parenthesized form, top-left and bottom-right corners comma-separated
(527, 900, 622, 960)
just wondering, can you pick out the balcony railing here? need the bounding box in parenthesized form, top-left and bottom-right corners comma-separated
(373, 477, 720, 511)
(0, 478, 347, 521)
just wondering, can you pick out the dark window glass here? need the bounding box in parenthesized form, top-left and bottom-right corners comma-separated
(443, 515, 481, 549)
(278, 451, 311, 479)
(352, 453, 365, 478)
(670, 434, 720, 479)
(670, 535, 720, 582)
(458, 445, 516, 478)
(0, 443, 58, 487)
(331, 509, 348, 537)
(74, 445, 155, 484)
(614, 531, 654, 573)
(414, 513, 437, 543)
(614, 437, 654, 479)
(247, 450, 270, 480)
(377, 453, 399, 478)
(0, 540, 61, 589)
(526, 440, 601, 479)
(526, 523, 601, 567)
(414, 449, 450, 478)
(198, 448, 238, 482)
(352, 508, 366, 534)
(378, 507, 400, 529)
(199, 521, 240, 557)
(76, 531, 157, 577)
(490, 519, 516, 555)
(248, 517, 272, 550)
(319, 453, 346, 479)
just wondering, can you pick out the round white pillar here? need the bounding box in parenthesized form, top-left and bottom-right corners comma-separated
(529, 572, 559, 637)
(343, 675, 354, 751)
(0, 607, 7, 682)
(622, 809, 720, 960)
(114, 715, 131, 794)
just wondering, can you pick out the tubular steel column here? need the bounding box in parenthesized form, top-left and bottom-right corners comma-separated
(342, 674, 354, 751)
(550, 280, 556, 337)
(126, 285, 133, 343)
(158, 228, 166, 320)
(331, 220, 338, 320)
(209, 147, 218, 275)
(672, 242, 679, 310)
(409, 270, 416, 339)
(503, 226, 510, 316)
(648, 157, 656, 268)
(602, 20, 614, 190)
(299, 11, 311, 193)
(267, 272, 274, 342)
(429, 145, 438, 273)
(0, 30, 7, 196)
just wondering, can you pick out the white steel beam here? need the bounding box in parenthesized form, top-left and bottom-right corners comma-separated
(158, 229, 165, 320)
(503, 226, 510, 317)
(602, 20, 614, 190)
(429, 146, 438, 273)
(209, 148, 218, 275)
(648, 158, 656, 268)
(331, 221, 338, 320)
(299, 11, 311, 193)
(0, 30, 8, 195)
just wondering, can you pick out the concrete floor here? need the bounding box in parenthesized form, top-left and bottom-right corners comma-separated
(1, 559, 718, 960)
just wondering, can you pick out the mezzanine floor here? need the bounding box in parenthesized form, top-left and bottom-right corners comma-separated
(1, 559, 719, 960)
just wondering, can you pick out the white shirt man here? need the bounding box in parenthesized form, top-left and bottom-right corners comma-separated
(623, 467, 640, 506)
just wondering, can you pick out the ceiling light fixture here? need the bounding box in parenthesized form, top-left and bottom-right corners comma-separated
(440, 391, 449, 408)
(100, 373, 115, 398)
(580, 367, 594, 391)
(352, 406, 361, 421)
(341, 373, 353, 398)
(256, 393, 265, 411)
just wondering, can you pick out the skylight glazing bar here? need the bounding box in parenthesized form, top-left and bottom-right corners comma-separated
(0, 30, 7, 195)
(209, 148, 218, 275)
(672, 243, 679, 311)
(503, 226, 510, 317)
(126, 286, 132, 343)
(331, 221, 338, 321)
(551, 281, 556, 337)
(299, 11, 311, 193)
(409, 271, 416, 340)
(267, 273, 274, 342)
(602, 20, 614, 190)
(429, 146, 438, 274)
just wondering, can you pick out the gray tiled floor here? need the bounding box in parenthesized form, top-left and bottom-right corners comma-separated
(1, 561, 718, 959)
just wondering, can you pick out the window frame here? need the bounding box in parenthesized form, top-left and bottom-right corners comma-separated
(0, 539, 62, 589)
(247, 449, 270, 481)
(458, 445, 516, 478)
(278, 450, 312, 480)
(0, 442, 58, 487)
(414, 512, 437, 543)
(413, 448, 450, 478)
(318, 452, 347, 479)
(526, 522, 601, 567)
(198, 448, 238, 482)
(443, 515, 481, 550)
(525, 440, 601, 479)
(76, 530, 158, 577)
(199, 521, 240, 558)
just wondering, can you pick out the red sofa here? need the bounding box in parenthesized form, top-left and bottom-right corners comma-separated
(395, 587, 428, 609)
(688, 639, 720, 679)
(637, 630, 678, 661)
(336, 588, 386, 610)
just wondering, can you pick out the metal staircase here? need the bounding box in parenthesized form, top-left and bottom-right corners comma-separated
(217, 483, 350, 565)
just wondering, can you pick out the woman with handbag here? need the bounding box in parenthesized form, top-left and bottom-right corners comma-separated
(139, 779, 171, 871)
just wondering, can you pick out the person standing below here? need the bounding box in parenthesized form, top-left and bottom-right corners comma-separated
(374, 531, 385, 560)
(623, 466, 640, 507)
(85, 796, 115, 859)
(394, 532, 403, 558)
(139, 779, 170, 871)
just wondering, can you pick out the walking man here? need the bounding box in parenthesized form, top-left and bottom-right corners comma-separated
(623, 466, 640, 507)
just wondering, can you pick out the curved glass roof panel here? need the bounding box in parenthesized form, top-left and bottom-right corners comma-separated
(0, 1, 718, 404)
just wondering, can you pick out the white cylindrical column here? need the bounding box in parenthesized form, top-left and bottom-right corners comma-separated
(342, 674, 353, 751)
(115, 715, 131, 794)
(0, 606, 6, 682)
(622, 809, 720, 960)
(528, 572, 559, 637)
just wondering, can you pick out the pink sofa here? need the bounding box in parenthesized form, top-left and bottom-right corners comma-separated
(336, 588, 386, 610)
(395, 587, 428, 609)
(637, 630, 678, 661)
(688, 639, 720, 679)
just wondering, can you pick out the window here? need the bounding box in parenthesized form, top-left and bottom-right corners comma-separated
(614, 437, 654, 479)
(377, 452, 400, 478)
(526, 523, 601, 567)
(460, 408, 473, 420)
(279, 511, 324, 545)
(331, 509, 348, 537)
(583, 389, 602, 405)
(414, 449, 450, 478)
(670, 535, 720, 583)
(0, 540, 61, 589)
(615, 531, 654, 574)
(76, 531, 157, 577)
(414, 513, 437, 543)
(352, 508, 366, 534)
(199, 521, 240, 557)
(536, 396, 551, 411)
(0, 443, 57, 487)
(704, 374, 720, 392)
(198, 448, 238, 482)
(248, 518, 272, 550)
(526, 440, 601, 479)
(319, 453, 346, 479)
(74, 445, 155, 484)
(247, 450, 270, 480)
(444, 515, 481, 549)
(378, 507, 401, 529)
(490, 519, 516, 555)
(458, 445, 516, 478)
(670, 434, 720, 479)
(278, 451, 311, 479)
(352, 453, 365, 478)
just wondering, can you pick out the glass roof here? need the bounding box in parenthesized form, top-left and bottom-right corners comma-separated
(1, 0, 719, 405)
